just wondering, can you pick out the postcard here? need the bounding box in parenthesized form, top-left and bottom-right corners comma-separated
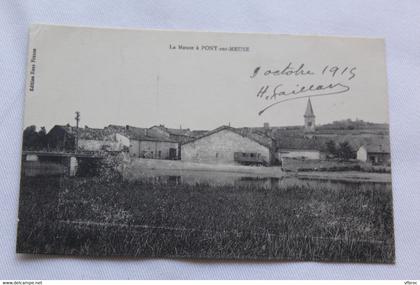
(17, 24, 394, 262)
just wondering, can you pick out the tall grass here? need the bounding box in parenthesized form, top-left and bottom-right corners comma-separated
(17, 175, 394, 262)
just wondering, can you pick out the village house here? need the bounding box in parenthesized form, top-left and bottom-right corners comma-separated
(105, 125, 179, 160)
(277, 149, 324, 160)
(77, 127, 129, 152)
(273, 98, 326, 160)
(357, 143, 391, 165)
(150, 125, 194, 143)
(150, 125, 208, 159)
(181, 125, 274, 165)
(275, 134, 327, 162)
(46, 125, 130, 152)
(46, 124, 77, 151)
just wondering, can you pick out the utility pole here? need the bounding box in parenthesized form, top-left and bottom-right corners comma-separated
(75, 111, 80, 153)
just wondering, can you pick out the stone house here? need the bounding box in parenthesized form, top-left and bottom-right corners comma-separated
(181, 126, 274, 165)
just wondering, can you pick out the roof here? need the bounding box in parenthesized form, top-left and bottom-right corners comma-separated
(49, 125, 116, 140)
(105, 125, 176, 142)
(49, 124, 77, 134)
(78, 128, 109, 140)
(48, 124, 177, 143)
(304, 98, 315, 117)
(360, 143, 390, 153)
(182, 125, 273, 149)
(189, 130, 208, 138)
(150, 125, 195, 137)
(235, 127, 274, 148)
(276, 136, 328, 151)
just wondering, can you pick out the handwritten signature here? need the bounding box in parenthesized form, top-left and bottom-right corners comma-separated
(251, 63, 357, 115)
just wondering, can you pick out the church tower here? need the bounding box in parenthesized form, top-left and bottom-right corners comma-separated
(304, 98, 315, 132)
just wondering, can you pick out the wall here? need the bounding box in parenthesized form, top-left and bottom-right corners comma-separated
(357, 146, 368, 161)
(129, 140, 140, 157)
(139, 140, 178, 159)
(368, 152, 391, 165)
(129, 139, 178, 159)
(278, 149, 321, 160)
(115, 133, 130, 148)
(79, 137, 128, 152)
(78, 139, 104, 151)
(181, 129, 270, 165)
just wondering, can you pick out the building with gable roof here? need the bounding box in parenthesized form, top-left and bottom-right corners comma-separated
(356, 143, 390, 165)
(150, 125, 194, 143)
(105, 125, 179, 159)
(180, 125, 274, 165)
(46, 124, 130, 152)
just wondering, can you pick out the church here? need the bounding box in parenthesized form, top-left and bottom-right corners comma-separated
(276, 98, 325, 161)
(304, 97, 316, 133)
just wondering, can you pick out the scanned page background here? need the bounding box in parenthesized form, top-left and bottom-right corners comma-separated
(1, 0, 420, 280)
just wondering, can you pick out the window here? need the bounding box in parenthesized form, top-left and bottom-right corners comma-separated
(215, 153, 219, 158)
(250, 153, 255, 158)
(158, 150, 161, 158)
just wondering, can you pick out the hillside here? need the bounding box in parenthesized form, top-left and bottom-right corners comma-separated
(244, 120, 390, 153)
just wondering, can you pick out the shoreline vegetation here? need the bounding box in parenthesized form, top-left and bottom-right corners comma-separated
(17, 154, 394, 262)
(17, 173, 395, 262)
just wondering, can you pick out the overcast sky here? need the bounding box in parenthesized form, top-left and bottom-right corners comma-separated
(24, 25, 390, 131)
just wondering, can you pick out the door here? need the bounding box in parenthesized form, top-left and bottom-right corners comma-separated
(169, 148, 177, 160)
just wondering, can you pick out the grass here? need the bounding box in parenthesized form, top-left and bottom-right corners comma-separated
(16, 174, 395, 263)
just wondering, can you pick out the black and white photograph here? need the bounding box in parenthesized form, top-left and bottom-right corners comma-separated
(17, 24, 395, 263)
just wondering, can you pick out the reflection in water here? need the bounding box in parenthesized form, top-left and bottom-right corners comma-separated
(123, 168, 390, 190)
(124, 168, 284, 188)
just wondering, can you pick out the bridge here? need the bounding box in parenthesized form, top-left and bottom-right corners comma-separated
(22, 150, 104, 177)
(22, 150, 104, 158)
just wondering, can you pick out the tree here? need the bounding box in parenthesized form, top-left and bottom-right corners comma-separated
(22, 125, 48, 150)
(38, 126, 47, 148)
(326, 140, 337, 157)
(23, 125, 40, 150)
(337, 141, 353, 160)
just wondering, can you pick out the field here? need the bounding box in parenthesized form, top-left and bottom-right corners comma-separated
(16, 172, 395, 263)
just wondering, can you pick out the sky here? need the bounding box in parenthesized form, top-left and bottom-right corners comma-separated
(24, 25, 390, 131)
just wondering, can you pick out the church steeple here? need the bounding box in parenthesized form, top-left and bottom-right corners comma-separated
(304, 98, 315, 132)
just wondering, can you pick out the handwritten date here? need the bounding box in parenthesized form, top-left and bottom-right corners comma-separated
(251, 62, 357, 115)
